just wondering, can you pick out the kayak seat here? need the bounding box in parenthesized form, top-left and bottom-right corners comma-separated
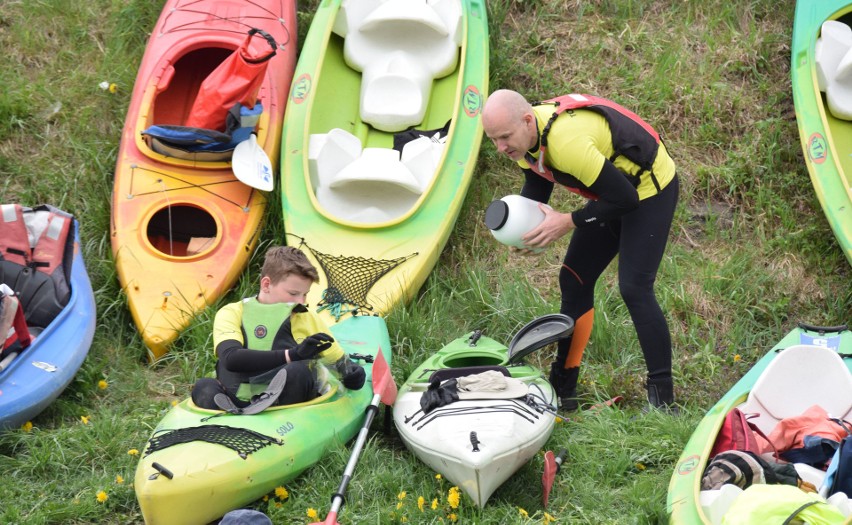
(738, 344, 852, 435)
(309, 129, 441, 223)
(334, 0, 462, 132)
(816, 20, 852, 120)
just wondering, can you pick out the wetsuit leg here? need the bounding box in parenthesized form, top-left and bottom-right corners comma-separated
(191, 378, 248, 410)
(616, 176, 679, 382)
(274, 361, 316, 405)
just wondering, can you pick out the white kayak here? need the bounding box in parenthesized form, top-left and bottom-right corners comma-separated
(393, 316, 572, 506)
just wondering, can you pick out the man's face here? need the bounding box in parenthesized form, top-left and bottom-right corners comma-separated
(483, 109, 536, 161)
(260, 273, 312, 305)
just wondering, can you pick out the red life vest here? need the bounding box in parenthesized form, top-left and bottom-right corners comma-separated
(0, 204, 74, 329)
(525, 94, 663, 199)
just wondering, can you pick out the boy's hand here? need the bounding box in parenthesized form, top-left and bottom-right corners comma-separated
(291, 333, 334, 360)
(342, 364, 366, 390)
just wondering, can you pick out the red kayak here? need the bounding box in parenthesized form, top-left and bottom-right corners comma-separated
(111, 0, 297, 361)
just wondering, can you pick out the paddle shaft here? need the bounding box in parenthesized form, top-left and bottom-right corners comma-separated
(327, 393, 382, 515)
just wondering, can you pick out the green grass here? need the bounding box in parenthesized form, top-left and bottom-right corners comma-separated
(1, 0, 851, 523)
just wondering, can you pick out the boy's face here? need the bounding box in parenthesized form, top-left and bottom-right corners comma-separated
(259, 273, 312, 305)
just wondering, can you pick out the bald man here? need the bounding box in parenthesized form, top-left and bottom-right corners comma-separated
(482, 89, 680, 412)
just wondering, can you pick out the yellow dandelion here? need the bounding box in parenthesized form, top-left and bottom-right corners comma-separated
(636, 463, 646, 471)
(81, 415, 90, 425)
(115, 475, 124, 484)
(435, 473, 442, 480)
(397, 491, 407, 500)
(171, 399, 178, 407)
(108, 83, 118, 93)
(733, 354, 742, 362)
(396, 501, 404, 510)
(98, 380, 108, 390)
(127, 448, 139, 456)
(431, 498, 439, 510)
(447, 513, 457, 522)
(274, 486, 288, 499)
(263, 495, 269, 502)
(417, 496, 425, 512)
(21, 421, 33, 432)
(401, 517, 408, 523)
(555, 416, 564, 423)
(544, 512, 557, 523)
(519, 507, 529, 518)
(96, 490, 108, 503)
(447, 487, 460, 509)
(306, 508, 318, 520)
(274, 502, 281, 508)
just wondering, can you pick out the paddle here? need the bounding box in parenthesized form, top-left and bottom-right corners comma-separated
(232, 134, 274, 191)
(542, 448, 568, 508)
(311, 349, 397, 525)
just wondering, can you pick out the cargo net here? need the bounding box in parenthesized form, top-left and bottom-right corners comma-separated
(144, 425, 283, 460)
(292, 236, 417, 321)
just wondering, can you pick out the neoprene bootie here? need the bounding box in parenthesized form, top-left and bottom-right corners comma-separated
(645, 376, 680, 415)
(549, 363, 580, 412)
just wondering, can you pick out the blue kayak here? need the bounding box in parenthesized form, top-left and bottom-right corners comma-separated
(0, 220, 96, 430)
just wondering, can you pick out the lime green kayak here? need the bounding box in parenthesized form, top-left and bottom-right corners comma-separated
(666, 324, 852, 523)
(280, 0, 489, 325)
(791, 1, 852, 266)
(133, 316, 391, 525)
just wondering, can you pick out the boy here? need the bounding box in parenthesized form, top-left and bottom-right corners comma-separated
(191, 246, 366, 411)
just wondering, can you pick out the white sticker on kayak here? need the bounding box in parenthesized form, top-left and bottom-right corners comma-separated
(32, 361, 58, 372)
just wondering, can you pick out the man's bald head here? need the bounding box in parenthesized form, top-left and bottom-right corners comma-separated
(482, 90, 537, 161)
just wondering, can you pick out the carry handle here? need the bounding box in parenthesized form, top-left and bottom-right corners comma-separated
(245, 28, 278, 63)
(798, 322, 849, 335)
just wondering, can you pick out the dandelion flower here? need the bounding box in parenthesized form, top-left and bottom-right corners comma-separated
(171, 399, 178, 407)
(555, 416, 564, 423)
(81, 415, 90, 425)
(543, 512, 557, 523)
(447, 513, 457, 522)
(108, 83, 118, 93)
(262, 495, 269, 502)
(396, 502, 404, 510)
(636, 463, 646, 471)
(397, 491, 407, 500)
(733, 354, 742, 362)
(417, 496, 425, 512)
(275, 486, 288, 499)
(274, 502, 281, 508)
(306, 508, 318, 520)
(447, 487, 460, 509)
(96, 490, 108, 503)
(431, 498, 439, 510)
(115, 475, 124, 484)
(21, 421, 33, 432)
(435, 473, 442, 480)
(98, 380, 108, 390)
(127, 448, 139, 456)
(518, 508, 529, 518)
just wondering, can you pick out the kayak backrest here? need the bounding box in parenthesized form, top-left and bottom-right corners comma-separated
(816, 20, 852, 120)
(308, 128, 442, 223)
(429, 365, 510, 384)
(333, 0, 462, 131)
(739, 345, 852, 435)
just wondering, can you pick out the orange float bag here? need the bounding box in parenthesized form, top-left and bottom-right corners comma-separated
(185, 28, 277, 131)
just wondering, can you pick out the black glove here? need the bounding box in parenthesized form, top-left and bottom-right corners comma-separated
(290, 333, 334, 361)
(342, 365, 366, 390)
(419, 377, 459, 414)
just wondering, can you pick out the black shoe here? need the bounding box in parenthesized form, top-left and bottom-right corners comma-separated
(550, 364, 580, 412)
(645, 377, 680, 415)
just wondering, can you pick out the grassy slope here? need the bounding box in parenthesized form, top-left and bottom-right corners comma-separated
(0, 0, 850, 523)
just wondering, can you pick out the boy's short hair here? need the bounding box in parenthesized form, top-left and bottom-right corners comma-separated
(261, 246, 319, 284)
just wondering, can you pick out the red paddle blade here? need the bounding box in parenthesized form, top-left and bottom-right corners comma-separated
(542, 450, 557, 507)
(372, 347, 397, 406)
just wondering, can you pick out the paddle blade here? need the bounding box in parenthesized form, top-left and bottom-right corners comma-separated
(542, 448, 567, 508)
(232, 134, 274, 191)
(372, 348, 397, 406)
(308, 511, 339, 525)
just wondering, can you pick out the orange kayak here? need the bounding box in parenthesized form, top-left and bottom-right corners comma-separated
(111, 0, 296, 361)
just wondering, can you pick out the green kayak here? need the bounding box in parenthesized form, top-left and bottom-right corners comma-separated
(666, 323, 852, 523)
(280, 0, 489, 327)
(791, 1, 852, 266)
(133, 315, 391, 525)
